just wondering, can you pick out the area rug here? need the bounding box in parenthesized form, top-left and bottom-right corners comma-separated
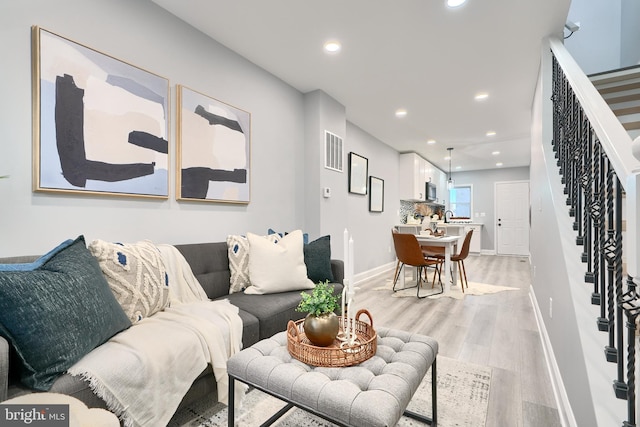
(373, 279, 518, 300)
(168, 356, 491, 427)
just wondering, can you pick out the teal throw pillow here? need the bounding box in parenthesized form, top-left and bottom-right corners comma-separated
(0, 236, 132, 390)
(303, 235, 334, 283)
(268, 228, 309, 244)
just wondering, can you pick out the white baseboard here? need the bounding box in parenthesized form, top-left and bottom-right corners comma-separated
(529, 285, 577, 427)
(353, 261, 395, 285)
(480, 249, 496, 255)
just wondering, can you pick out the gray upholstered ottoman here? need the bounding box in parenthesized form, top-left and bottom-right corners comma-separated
(227, 327, 438, 427)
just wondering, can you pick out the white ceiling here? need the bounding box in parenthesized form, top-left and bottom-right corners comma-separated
(152, 0, 570, 172)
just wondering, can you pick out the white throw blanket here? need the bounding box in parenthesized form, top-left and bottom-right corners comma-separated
(156, 244, 209, 305)
(68, 245, 243, 427)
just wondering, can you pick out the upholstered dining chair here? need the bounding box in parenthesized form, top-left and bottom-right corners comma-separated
(429, 229, 474, 292)
(391, 231, 443, 298)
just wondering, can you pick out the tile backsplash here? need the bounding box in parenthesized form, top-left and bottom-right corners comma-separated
(400, 201, 445, 224)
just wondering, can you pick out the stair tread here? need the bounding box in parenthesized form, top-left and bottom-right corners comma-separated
(590, 65, 640, 84)
(598, 81, 640, 95)
(601, 93, 640, 105)
(623, 121, 640, 131)
(613, 106, 640, 116)
(594, 76, 640, 91)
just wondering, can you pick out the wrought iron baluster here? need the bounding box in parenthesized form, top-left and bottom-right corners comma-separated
(613, 175, 626, 398)
(584, 125, 594, 281)
(603, 160, 617, 363)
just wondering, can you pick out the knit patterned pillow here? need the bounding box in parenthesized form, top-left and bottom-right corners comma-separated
(227, 233, 279, 293)
(88, 239, 169, 323)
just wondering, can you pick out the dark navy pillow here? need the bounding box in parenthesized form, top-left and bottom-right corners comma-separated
(0, 236, 131, 390)
(268, 228, 309, 244)
(303, 235, 334, 283)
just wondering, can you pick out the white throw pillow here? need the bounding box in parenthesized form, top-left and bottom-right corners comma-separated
(227, 233, 280, 293)
(245, 230, 314, 294)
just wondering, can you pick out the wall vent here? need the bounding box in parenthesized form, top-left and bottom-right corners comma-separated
(324, 131, 343, 172)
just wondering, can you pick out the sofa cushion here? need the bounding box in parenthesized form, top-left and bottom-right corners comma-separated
(0, 236, 131, 390)
(88, 239, 170, 323)
(174, 242, 230, 300)
(226, 281, 345, 340)
(304, 235, 334, 283)
(245, 230, 314, 295)
(225, 292, 306, 340)
(226, 234, 280, 294)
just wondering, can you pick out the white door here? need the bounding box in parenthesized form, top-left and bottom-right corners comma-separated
(495, 181, 530, 255)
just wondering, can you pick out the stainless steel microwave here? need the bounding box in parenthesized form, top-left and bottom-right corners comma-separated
(426, 182, 437, 202)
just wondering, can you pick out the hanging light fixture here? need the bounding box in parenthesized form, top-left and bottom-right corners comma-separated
(446, 147, 455, 190)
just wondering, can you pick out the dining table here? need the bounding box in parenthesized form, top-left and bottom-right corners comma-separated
(396, 234, 460, 294)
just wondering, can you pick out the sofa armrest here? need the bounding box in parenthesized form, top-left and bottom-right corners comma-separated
(0, 335, 8, 401)
(331, 259, 344, 285)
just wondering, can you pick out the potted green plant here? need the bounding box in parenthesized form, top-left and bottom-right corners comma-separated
(296, 280, 341, 347)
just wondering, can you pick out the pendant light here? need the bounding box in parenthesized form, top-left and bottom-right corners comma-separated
(446, 147, 454, 190)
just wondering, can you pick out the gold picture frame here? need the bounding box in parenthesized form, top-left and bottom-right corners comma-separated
(176, 85, 251, 204)
(32, 26, 170, 198)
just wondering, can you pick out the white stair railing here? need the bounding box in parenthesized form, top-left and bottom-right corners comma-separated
(549, 37, 640, 426)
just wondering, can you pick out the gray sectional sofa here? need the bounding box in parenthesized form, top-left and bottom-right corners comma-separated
(0, 239, 344, 416)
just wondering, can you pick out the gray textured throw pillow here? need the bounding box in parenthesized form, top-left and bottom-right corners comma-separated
(0, 236, 131, 390)
(88, 239, 170, 323)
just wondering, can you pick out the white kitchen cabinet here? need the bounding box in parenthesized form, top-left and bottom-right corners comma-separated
(399, 153, 448, 203)
(399, 153, 427, 201)
(464, 224, 482, 253)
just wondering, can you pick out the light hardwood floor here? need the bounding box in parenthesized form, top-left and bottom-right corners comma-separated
(352, 254, 562, 427)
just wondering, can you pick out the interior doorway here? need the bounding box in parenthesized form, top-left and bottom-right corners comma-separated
(495, 181, 530, 256)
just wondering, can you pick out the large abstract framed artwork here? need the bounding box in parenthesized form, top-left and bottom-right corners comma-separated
(369, 176, 384, 212)
(177, 85, 250, 204)
(348, 152, 368, 195)
(32, 26, 169, 198)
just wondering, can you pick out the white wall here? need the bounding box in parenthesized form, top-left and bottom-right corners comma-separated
(344, 123, 400, 273)
(564, 0, 640, 73)
(0, 0, 307, 256)
(621, 0, 640, 67)
(564, 0, 622, 74)
(0, 0, 399, 280)
(0, 0, 401, 280)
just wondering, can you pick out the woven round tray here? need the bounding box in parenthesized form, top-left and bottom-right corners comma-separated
(287, 309, 376, 367)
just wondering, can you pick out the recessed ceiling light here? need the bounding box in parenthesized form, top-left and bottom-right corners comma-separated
(395, 109, 408, 118)
(447, 0, 467, 8)
(475, 93, 489, 101)
(427, 139, 436, 145)
(444, 155, 451, 161)
(492, 150, 500, 155)
(496, 162, 503, 167)
(323, 41, 341, 53)
(486, 131, 496, 137)
(455, 166, 462, 170)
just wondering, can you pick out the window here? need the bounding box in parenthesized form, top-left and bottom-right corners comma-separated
(450, 185, 472, 217)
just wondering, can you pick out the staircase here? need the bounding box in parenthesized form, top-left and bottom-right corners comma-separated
(590, 65, 640, 140)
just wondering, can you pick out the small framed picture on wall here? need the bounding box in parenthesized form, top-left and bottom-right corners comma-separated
(369, 176, 384, 212)
(348, 152, 368, 195)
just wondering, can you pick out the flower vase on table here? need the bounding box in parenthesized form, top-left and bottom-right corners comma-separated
(296, 280, 340, 347)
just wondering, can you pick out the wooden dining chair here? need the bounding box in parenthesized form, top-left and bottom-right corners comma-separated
(429, 229, 474, 292)
(391, 231, 443, 298)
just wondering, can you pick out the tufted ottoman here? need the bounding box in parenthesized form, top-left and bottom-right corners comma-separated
(227, 327, 438, 427)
